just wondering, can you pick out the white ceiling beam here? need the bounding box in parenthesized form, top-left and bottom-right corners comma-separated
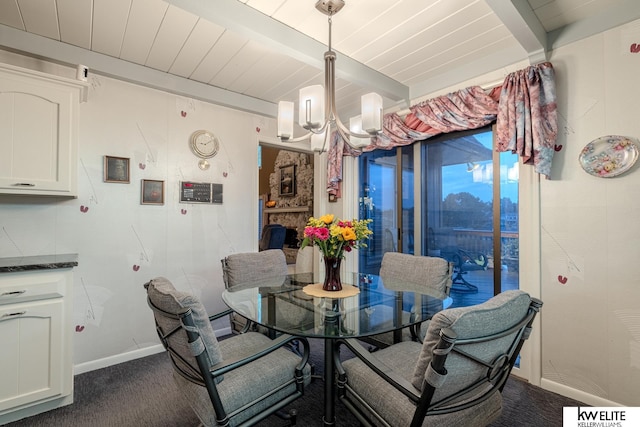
(166, 0, 410, 105)
(485, 0, 548, 64)
(0, 23, 277, 117)
(547, 0, 640, 49)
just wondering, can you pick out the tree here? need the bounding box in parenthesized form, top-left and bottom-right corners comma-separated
(441, 192, 492, 229)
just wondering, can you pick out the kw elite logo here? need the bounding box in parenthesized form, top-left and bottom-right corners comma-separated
(564, 407, 640, 427)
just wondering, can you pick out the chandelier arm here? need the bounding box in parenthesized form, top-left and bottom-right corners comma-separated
(334, 114, 372, 139)
(311, 121, 330, 135)
(280, 131, 314, 143)
(336, 123, 352, 145)
(318, 132, 329, 153)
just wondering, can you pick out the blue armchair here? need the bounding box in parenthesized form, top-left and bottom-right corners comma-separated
(259, 224, 286, 251)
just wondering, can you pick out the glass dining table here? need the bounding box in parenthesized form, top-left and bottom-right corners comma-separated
(221, 272, 447, 426)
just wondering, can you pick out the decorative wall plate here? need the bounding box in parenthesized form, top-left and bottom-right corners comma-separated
(579, 135, 638, 178)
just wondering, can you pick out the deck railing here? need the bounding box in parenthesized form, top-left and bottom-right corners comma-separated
(431, 228, 519, 270)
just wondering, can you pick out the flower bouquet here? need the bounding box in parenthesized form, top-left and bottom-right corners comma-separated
(301, 214, 373, 291)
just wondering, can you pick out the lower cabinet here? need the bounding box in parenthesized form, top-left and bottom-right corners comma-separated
(0, 269, 73, 424)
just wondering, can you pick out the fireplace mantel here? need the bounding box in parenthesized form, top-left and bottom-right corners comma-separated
(265, 207, 310, 214)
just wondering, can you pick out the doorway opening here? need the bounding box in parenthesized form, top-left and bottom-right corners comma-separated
(258, 144, 314, 269)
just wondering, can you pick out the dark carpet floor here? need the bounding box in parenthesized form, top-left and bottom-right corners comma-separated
(4, 338, 585, 427)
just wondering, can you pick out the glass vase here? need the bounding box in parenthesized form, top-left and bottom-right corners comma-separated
(323, 256, 342, 291)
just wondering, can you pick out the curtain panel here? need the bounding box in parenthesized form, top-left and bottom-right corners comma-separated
(327, 62, 557, 196)
(496, 62, 557, 177)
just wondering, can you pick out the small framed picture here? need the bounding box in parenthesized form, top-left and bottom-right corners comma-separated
(141, 179, 164, 205)
(279, 164, 296, 197)
(104, 156, 130, 183)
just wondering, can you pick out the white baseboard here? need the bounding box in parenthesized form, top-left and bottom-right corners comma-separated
(540, 378, 623, 407)
(74, 344, 165, 375)
(73, 326, 233, 375)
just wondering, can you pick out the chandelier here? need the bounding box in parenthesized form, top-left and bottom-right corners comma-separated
(276, 0, 383, 151)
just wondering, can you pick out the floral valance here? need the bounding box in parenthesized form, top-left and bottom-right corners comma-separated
(327, 62, 557, 196)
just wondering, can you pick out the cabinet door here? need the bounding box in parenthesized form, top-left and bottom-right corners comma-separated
(0, 74, 77, 195)
(0, 299, 64, 412)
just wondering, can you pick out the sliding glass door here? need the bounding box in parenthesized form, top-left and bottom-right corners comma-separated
(358, 149, 398, 275)
(422, 127, 519, 307)
(357, 145, 415, 275)
(358, 126, 519, 308)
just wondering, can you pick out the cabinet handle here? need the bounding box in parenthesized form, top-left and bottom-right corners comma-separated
(2, 311, 26, 318)
(12, 183, 36, 187)
(1, 290, 27, 296)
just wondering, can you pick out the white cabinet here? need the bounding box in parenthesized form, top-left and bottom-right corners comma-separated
(0, 268, 74, 424)
(0, 63, 87, 197)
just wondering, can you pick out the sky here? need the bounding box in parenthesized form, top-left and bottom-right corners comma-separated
(363, 130, 519, 209)
(442, 132, 519, 203)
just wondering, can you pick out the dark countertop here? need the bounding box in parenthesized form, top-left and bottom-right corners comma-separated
(0, 253, 78, 273)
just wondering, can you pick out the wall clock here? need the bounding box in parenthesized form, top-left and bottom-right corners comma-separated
(189, 130, 220, 170)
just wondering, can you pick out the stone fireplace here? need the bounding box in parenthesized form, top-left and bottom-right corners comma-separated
(261, 149, 313, 253)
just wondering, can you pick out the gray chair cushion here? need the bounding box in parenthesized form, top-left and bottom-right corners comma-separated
(222, 250, 288, 288)
(341, 341, 502, 427)
(146, 277, 223, 378)
(412, 289, 531, 391)
(341, 290, 531, 426)
(380, 252, 452, 298)
(369, 252, 453, 346)
(222, 250, 288, 334)
(175, 331, 311, 427)
(148, 276, 311, 427)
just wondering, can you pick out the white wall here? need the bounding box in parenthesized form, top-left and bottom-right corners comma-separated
(0, 51, 270, 369)
(539, 20, 640, 407)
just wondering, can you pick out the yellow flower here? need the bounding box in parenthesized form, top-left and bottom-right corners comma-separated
(342, 227, 356, 241)
(320, 214, 335, 225)
(329, 225, 342, 238)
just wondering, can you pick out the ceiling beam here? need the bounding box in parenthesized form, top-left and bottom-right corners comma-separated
(0, 23, 277, 117)
(166, 0, 410, 104)
(485, 0, 548, 64)
(547, 0, 640, 49)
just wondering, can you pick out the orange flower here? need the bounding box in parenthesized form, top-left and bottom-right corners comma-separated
(342, 227, 356, 241)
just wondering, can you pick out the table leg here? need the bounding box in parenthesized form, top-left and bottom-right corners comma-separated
(323, 337, 335, 425)
(393, 291, 403, 343)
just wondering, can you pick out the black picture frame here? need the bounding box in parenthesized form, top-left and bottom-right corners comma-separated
(104, 155, 130, 183)
(141, 179, 164, 205)
(279, 164, 296, 197)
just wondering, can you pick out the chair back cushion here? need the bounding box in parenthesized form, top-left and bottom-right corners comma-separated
(411, 290, 531, 393)
(294, 246, 314, 274)
(222, 250, 288, 288)
(146, 277, 223, 383)
(380, 252, 452, 297)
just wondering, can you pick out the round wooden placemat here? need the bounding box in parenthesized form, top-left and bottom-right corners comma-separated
(302, 283, 360, 297)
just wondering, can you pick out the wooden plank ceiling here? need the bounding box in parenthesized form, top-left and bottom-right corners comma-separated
(0, 0, 638, 120)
